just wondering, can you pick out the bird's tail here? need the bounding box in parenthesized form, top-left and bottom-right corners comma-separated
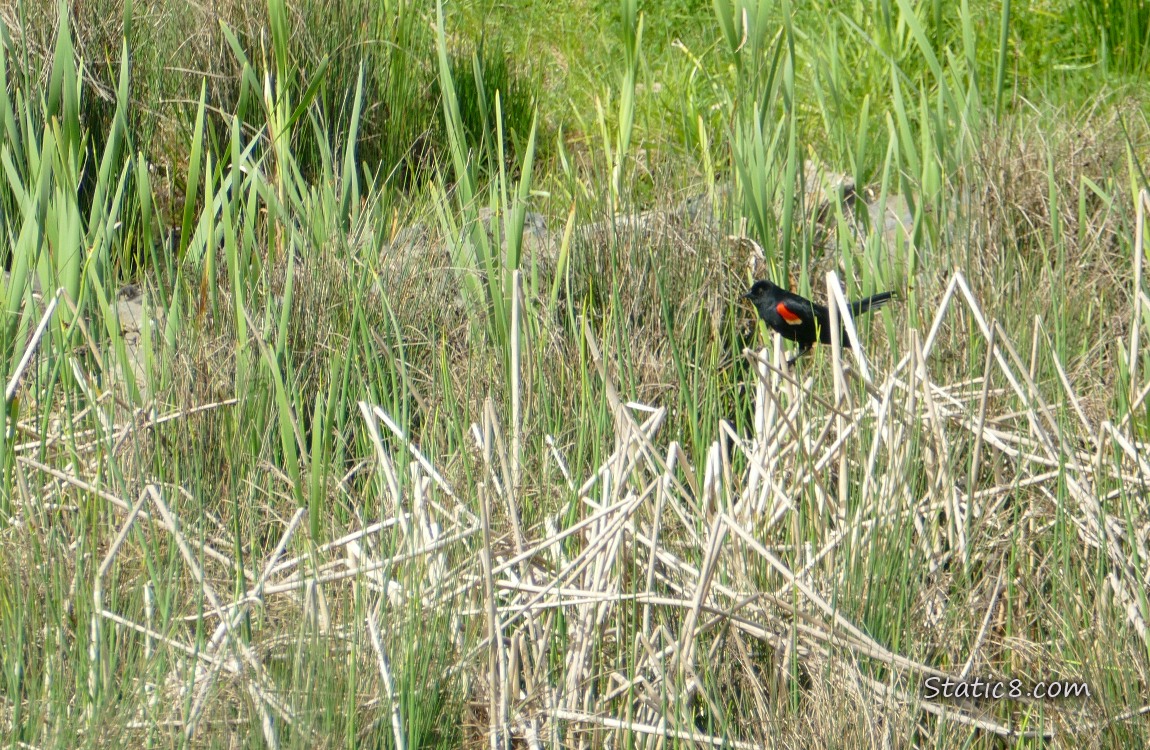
(849, 291, 894, 317)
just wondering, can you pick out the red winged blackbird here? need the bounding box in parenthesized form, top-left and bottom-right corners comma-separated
(744, 279, 893, 365)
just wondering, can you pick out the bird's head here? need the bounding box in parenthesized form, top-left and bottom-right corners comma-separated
(743, 279, 781, 305)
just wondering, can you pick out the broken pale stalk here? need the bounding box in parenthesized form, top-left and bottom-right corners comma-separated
(1129, 189, 1146, 402)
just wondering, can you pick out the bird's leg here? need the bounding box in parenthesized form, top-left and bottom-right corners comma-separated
(785, 344, 812, 367)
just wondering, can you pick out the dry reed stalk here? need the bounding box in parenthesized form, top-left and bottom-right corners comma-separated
(147, 487, 291, 738)
(965, 323, 997, 558)
(90, 489, 150, 715)
(827, 272, 850, 526)
(479, 482, 507, 750)
(1128, 189, 1146, 399)
(5, 289, 60, 403)
(17, 455, 247, 576)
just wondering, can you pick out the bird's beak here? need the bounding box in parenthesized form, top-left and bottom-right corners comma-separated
(741, 291, 752, 301)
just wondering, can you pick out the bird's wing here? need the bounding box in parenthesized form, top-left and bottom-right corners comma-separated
(775, 301, 805, 325)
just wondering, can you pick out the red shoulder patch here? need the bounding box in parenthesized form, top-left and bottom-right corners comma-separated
(776, 301, 803, 325)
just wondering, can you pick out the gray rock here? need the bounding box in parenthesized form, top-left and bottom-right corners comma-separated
(1, 271, 161, 402)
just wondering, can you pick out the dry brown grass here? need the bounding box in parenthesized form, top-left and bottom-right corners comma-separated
(957, 94, 1150, 409)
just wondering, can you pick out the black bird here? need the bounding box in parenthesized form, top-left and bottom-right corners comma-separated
(743, 279, 893, 365)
